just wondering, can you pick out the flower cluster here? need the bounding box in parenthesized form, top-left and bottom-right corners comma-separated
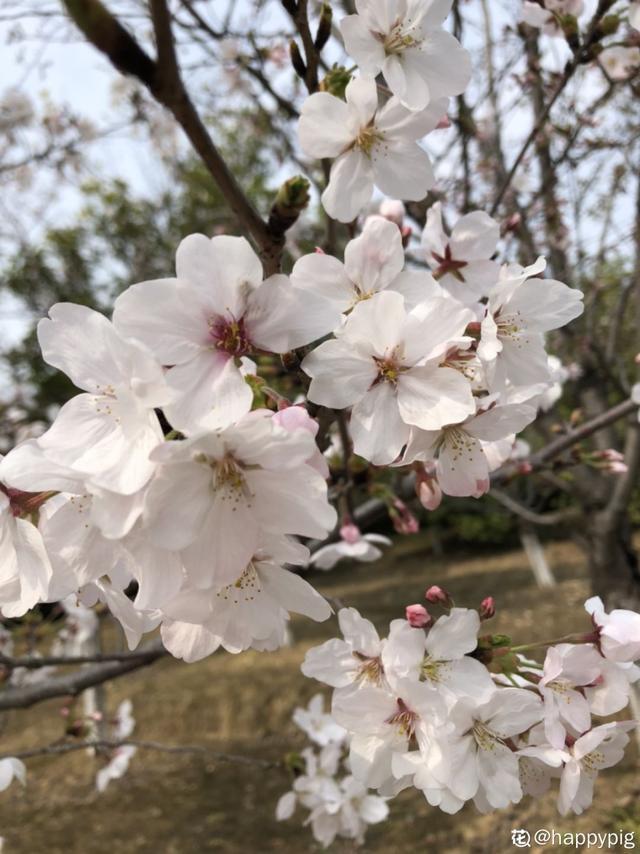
(276, 693, 389, 847)
(299, 213, 583, 495)
(0, 235, 338, 660)
(301, 596, 639, 818)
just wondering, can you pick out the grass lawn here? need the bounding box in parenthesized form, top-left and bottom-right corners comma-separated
(1, 534, 638, 853)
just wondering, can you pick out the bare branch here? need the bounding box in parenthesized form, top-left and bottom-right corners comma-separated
(0, 642, 167, 711)
(0, 738, 281, 769)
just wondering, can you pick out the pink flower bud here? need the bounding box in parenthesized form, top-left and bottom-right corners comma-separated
(594, 449, 624, 462)
(517, 461, 533, 475)
(436, 114, 451, 129)
(479, 597, 495, 620)
(340, 522, 361, 544)
(390, 498, 419, 534)
(425, 585, 453, 608)
(378, 199, 405, 226)
(415, 465, 442, 511)
(406, 604, 432, 628)
(314, 246, 326, 254)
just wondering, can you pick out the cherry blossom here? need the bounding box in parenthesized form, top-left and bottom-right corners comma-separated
(521, 0, 584, 34)
(585, 596, 640, 663)
(298, 76, 447, 222)
(556, 722, 637, 816)
(538, 644, 602, 748)
(398, 401, 536, 497)
(340, 0, 470, 112)
(291, 217, 441, 333)
(24, 304, 168, 496)
(143, 410, 336, 588)
(310, 523, 391, 570)
(478, 259, 584, 393)
(113, 235, 330, 433)
(421, 202, 500, 306)
(0, 757, 26, 792)
(293, 694, 348, 747)
(302, 607, 386, 689)
(0, 485, 53, 618)
(303, 291, 475, 464)
(158, 535, 332, 661)
(96, 700, 137, 792)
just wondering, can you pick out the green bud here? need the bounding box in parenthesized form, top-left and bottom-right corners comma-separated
(490, 634, 512, 648)
(268, 175, 311, 237)
(320, 64, 352, 99)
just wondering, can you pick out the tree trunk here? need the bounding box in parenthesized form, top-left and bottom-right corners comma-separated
(587, 509, 640, 610)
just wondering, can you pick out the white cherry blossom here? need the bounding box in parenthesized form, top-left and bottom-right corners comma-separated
(113, 235, 330, 433)
(399, 401, 536, 497)
(421, 202, 500, 305)
(303, 291, 475, 464)
(298, 76, 447, 222)
(143, 410, 336, 588)
(302, 607, 386, 689)
(291, 218, 441, 333)
(340, 0, 470, 112)
(310, 523, 391, 570)
(478, 258, 584, 393)
(29, 304, 168, 495)
(585, 596, 640, 663)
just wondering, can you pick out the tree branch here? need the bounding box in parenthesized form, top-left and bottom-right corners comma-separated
(0, 738, 281, 769)
(0, 642, 167, 711)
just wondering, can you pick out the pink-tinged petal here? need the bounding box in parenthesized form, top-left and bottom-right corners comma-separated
(397, 365, 475, 430)
(37, 303, 132, 395)
(338, 606, 381, 655)
(164, 349, 252, 432)
(505, 278, 584, 333)
(143, 461, 212, 551)
(291, 253, 353, 311)
(113, 279, 211, 364)
(303, 339, 378, 408)
(298, 92, 354, 158)
(371, 140, 434, 200)
(161, 620, 220, 662)
(466, 404, 536, 441)
(340, 15, 385, 74)
(182, 495, 260, 588)
(246, 274, 336, 350)
(261, 565, 331, 621)
(345, 218, 405, 294)
(176, 234, 262, 317)
(425, 607, 480, 659)
(376, 96, 448, 138)
(421, 201, 447, 261)
(341, 289, 407, 354)
(435, 429, 488, 497)
(450, 211, 500, 261)
(345, 75, 379, 127)
(322, 150, 374, 223)
(413, 29, 471, 100)
(350, 383, 410, 464)
(95, 579, 158, 650)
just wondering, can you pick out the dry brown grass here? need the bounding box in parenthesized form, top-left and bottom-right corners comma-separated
(1, 534, 638, 853)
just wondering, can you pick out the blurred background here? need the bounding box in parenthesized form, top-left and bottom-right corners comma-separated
(1, 0, 640, 850)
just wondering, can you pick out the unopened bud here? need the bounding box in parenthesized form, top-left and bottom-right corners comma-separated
(406, 604, 432, 628)
(479, 597, 495, 620)
(320, 65, 352, 99)
(415, 465, 442, 512)
(289, 40, 307, 79)
(389, 498, 419, 534)
(378, 199, 406, 226)
(339, 522, 361, 544)
(436, 114, 451, 129)
(315, 2, 332, 50)
(425, 585, 453, 608)
(517, 461, 533, 475)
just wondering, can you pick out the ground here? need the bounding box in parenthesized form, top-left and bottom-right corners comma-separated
(1, 535, 638, 853)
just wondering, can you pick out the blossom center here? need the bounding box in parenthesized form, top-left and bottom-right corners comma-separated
(494, 309, 523, 341)
(434, 426, 475, 463)
(472, 720, 506, 752)
(216, 562, 261, 604)
(386, 698, 417, 738)
(208, 315, 251, 356)
(354, 124, 384, 157)
(432, 246, 468, 282)
(421, 656, 450, 683)
(353, 651, 384, 685)
(372, 350, 405, 385)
